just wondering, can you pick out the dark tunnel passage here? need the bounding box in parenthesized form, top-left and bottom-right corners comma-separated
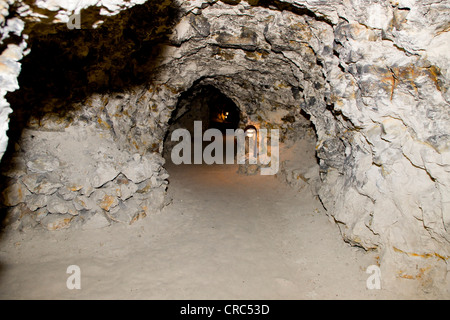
(163, 85, 242, 165)
(207, 87, 240, 133)
(0, 0, 448, 300)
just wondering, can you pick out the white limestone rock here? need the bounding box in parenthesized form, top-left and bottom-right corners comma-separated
(2, 180, 31, 207)
(82, 212, 111, 230)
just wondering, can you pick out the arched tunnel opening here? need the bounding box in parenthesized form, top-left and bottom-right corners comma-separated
(206, 87, 240, 132)
(162, 81, 318, 177)
(163, 84, 242, 164)
(0, 0, 448, 299)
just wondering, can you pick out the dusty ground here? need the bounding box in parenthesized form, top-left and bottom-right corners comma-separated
(0, 156, 439, 300)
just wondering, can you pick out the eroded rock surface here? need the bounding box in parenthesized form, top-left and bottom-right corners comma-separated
(0, 0, 449, 293)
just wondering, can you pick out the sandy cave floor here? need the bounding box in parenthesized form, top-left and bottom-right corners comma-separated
(0, 161, 437, 300)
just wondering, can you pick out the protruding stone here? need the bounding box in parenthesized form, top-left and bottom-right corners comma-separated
(122, 155, 158, 183)
(40, 214, 73, 231)
(91, 162, 120, 188)
(26, 194, 48, 211)
(2, 180, 31, 206)
(47, 195, 71, 214)
(110, 198, 145, 225)
(34, 207, 48, 222)
(82, 212, 110, 230)
(26, 153, 60, 173)
(99, 194, 119, 211)
(57, 186, 78, 201)
(21, 173, 63, 195)
(73, 195, 97, 211)
(139, 187, 167, 214)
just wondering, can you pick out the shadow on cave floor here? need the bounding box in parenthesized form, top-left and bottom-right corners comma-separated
(0, 106, 435, 299)
(0, 157, 404, 299)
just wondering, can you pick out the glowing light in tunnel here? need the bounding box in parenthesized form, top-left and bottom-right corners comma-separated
(245, 128, 256, 138)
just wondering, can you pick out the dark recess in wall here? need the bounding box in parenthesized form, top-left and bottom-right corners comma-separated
(3, 1, 182, 158)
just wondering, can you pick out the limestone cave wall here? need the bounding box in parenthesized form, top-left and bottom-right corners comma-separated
(0, 0, 449, 290)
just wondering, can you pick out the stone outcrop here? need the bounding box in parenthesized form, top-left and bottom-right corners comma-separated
(0, 0, 449, 292)
(1, 124, 168, 231)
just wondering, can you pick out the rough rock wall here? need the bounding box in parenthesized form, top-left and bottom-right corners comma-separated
(0, 1, 27, 160)
(0, 0, 180, 230)
(0, 0, 449, 291)
(0, 0, 157, 159)
(314, 0, 450, 289)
